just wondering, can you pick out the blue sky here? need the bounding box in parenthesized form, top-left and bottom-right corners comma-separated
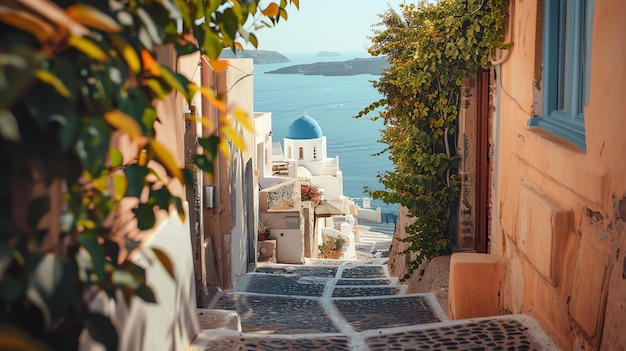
(248, 0, 407, 54)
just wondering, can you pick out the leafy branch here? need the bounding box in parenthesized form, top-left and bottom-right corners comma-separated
(357, 0, 509, 280)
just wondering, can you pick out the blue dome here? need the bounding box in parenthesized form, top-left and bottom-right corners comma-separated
(286, 115, 323, 140)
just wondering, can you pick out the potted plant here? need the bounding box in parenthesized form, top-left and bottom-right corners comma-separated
(258, 222, 271, 241)
(318, 236, 346, 259)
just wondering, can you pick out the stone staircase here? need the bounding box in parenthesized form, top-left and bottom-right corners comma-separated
(190, 261, 558, 350)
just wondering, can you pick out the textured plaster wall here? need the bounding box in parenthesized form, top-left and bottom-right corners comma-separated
(493, 1, 626, 349)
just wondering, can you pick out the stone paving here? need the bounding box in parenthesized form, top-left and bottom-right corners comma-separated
(192, 259, 559, 350)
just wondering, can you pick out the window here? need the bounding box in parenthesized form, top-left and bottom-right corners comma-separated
(298, 147, 304, 160)
(528, 0, 594, 150)
(288, 146, 292, 159)
(313, 146, 317, 159)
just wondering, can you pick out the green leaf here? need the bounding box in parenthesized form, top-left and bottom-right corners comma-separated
(135, 284, 157, 303)
(197, 135, 220, 157)
(158, 66, 190, 101)
(192, 154, 213, 174)
(85, 312, 118, 351)
(171, 196, 185, 223)
(123, 164, 149, 198)
(150, 187, 172, 210)
(78, 117, 111, 177)
(133, 203, 155, 230)
(202, 28, 222, 61)
(77, 234, 106, 284)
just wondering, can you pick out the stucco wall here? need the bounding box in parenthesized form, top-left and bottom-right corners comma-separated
(494, 1, 626, 349)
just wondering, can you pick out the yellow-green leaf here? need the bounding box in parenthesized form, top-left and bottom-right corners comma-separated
(158, 66, 185, 96)
(220, 125, 246, 151)
(233, 108, 254, 132)
(109, 147, 123, 168)
(144, 78, 168, 99)
(248, 33, 258, 48)
(198, 86, 226, 111)
(112, 174, 127, 201)
(68, 36, 108, 62)
(104, 110, 142, 141)
(34, 69, 70, 97)
(66, 4, 122, 33)
(93, 174, 108, 192)
(112, 36, 140, 73)
(185, 115, 214, 130)
(148, 138, 182, 182)
(218, 138, 229, 156)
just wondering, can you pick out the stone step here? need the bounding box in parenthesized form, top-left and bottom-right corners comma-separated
(193, 262, 558, 350)
(208, 292, 447, 335)
(190, 314, 558, 350)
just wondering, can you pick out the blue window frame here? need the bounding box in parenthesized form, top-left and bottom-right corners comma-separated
(528, 0, 594, 150)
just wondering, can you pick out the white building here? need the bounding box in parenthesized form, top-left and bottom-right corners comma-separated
(254, 113, 358, 260)
(283, 115, 344, 202)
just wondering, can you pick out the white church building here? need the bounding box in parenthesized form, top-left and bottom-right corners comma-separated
(283, 115, 344, 202)
(254, 112, 358, 261)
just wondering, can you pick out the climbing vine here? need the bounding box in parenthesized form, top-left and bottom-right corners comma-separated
(357, 0, 509, 280)
(0, 0, 297, 349)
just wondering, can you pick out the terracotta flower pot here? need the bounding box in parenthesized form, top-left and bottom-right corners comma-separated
(325, 249, 342, 259)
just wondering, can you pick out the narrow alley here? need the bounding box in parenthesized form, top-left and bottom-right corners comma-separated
(190, 229, 557, 351)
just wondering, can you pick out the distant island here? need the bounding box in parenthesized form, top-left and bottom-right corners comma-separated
(219, 50, 289, 64)
(266, 57, 389, 76)
(315, 51, 342, 57)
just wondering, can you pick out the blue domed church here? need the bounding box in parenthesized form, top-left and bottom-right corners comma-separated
(283, 115, 344, 202)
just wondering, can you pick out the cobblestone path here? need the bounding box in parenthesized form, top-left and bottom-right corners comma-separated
(191, 260, 558, 350)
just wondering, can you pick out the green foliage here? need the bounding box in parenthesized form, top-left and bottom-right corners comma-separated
(357, 0, 509, 279)
(0, 0, 297, 349)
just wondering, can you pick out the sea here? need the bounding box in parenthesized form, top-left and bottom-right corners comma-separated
(252, 51, 397, 215)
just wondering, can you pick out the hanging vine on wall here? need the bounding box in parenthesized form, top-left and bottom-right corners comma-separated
(357, 0, 509, 280)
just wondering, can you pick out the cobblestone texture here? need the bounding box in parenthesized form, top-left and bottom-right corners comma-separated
(334, 295, 441, 331)
(341, 265, 387, 279)
(202, 335, 352, 351)
(244, 274, 328, 296)
(213, 294, 338, 333)
(365, 319, 547, 350)
(332, 286, 400, 297)
(256, 265, 338, 277)
(195, 260, 556, 350)
(336, 279, 392, 286)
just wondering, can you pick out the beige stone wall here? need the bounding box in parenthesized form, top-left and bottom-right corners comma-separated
(387, 205, 417, 281)
(493, 1, 626, 349)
